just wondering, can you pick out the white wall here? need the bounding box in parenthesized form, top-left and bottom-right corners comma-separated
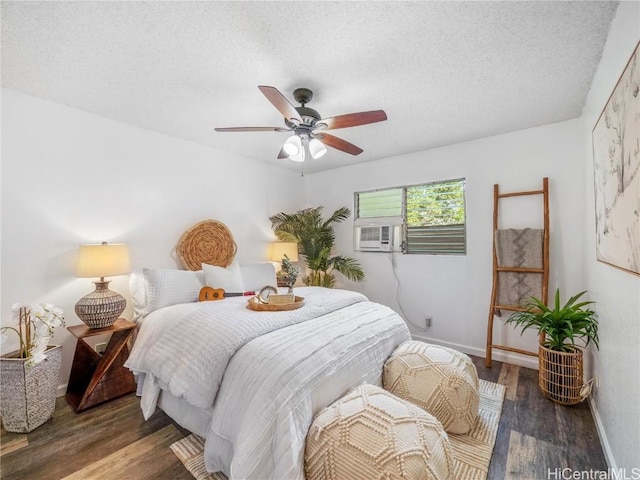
(581, 1, 640, 470)
(0, 88, 305, 388)
(306, 118, 586, 369)
(2, 3, 637, 467)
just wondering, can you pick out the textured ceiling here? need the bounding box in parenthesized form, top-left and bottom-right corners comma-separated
(1, 1, 618, 174)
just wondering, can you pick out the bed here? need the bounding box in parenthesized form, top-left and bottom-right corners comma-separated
(125, 225, 410, 479)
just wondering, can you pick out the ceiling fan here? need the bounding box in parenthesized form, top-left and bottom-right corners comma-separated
(215, 86, 387, 162)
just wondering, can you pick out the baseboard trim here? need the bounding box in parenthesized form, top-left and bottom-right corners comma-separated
(410, 334, 539, 370)
(588, 396, 616, 470)
(56, 383, 68, 398)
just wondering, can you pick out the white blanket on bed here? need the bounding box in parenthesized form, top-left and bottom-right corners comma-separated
(125, 287, 367, 409)
(205, 301, 410, 480)
(204, 300, 411, 480)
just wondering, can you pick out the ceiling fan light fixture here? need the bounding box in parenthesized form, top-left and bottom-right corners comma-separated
(283, 135, 302, 156)
(215, 86, 387, 161)
(309, 138, 327, 159)
(288, 147, 305, 163)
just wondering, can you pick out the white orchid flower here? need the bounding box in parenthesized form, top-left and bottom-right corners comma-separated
(28, 352, 47, 366)
(47, 316, 64, 328)
(35, 323, 50, 337)
(31, 304, 46, 318)
(3, 302, 64, 362)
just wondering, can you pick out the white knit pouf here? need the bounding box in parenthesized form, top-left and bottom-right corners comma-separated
(383, 341, 479, 434)
(304, 384, 453, 480)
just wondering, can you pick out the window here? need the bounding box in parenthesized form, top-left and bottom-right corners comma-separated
(356, 188, 403, 218)
(355, 178, 466, 255)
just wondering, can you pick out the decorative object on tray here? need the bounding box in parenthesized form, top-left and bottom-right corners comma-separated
(75, 242, 131, 329)
(506, 289, 599, 405)
(247, 295, 304, 312)
(0, 303, 64, 432)
(270, 206, 364, 287)
(255, 285, 295, 305)
(256, 285, 278, 303)
(279, 254, 299, 293)
(592, 41, 640, 276)
(177, 219, 237, 271)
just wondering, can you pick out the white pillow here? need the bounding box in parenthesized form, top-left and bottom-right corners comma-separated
(142, 268, 205, 315)
(240, 263, 277, 291)
(202, 261, 245, 292)
(129, 271, 146, 322)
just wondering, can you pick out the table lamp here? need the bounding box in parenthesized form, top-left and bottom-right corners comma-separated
(270, 242, 299, 265)
(75, 242, 131, 329)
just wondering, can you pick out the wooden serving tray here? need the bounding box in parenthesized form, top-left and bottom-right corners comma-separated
(246, 296, 305, 312)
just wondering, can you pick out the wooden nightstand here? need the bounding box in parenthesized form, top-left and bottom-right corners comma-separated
(66, 318, 136, 412)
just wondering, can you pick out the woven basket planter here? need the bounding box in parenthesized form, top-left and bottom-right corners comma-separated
(538, 345, 583, 406)
(0, 345, 62, 433)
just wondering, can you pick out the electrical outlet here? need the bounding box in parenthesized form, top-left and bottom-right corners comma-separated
(425, 316, 432, 328)
(95, 342, 107, 355)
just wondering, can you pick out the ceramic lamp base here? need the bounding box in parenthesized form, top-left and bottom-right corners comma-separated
(75, 280, 125, 329)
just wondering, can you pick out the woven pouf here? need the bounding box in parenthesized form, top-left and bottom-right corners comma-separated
(305, 384, 453, 480)
(383, 341, 479, 434)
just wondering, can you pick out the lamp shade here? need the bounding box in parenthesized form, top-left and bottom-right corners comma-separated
(77, 243, 131, 279)
(288, 148, 306, 163)
(309, 138, 327, 159)
(283, 135, 302, 156)
(270, 242, 299, 262)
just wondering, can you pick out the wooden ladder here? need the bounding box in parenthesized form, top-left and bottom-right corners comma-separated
(485, 177, 549, 368)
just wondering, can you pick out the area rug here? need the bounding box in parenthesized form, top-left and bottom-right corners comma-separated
(171, 379, 506, 480)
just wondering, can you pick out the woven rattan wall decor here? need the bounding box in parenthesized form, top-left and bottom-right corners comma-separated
(176, 219, 237, 270)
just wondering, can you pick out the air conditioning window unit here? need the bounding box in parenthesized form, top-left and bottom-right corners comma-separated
(359, 225, 392, 251)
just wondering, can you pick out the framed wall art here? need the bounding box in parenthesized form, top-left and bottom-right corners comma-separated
(592, 41, 640, 276)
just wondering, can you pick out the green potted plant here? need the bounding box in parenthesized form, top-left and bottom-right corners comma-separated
(506, 289, 598, 405)
(279, 254, 300, 292)
(270, 206, 364, 287)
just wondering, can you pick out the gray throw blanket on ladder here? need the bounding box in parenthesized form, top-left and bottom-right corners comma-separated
(495, 228, 543, 307)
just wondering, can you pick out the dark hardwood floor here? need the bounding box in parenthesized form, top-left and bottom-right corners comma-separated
(1, 356, 608, 479)
(473, 357, 608, 479)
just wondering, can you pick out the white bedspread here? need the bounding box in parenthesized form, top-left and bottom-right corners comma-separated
(125, 287, 367, 409)
(126, 286, 411, 479)
(204, 300, 411, 480)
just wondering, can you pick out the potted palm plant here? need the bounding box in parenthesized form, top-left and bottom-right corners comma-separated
(270, 206, 364, 287)
(506, 289, 598, 405)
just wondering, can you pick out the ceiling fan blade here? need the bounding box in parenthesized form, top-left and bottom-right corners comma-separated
(214, 127, 290, 132)
(315, 133, 363, 156)
(258, 86, 302, 123)
(320, 110, 387, 130)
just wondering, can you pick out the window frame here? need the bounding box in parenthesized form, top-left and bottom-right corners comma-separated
(355, 178, 467, 255)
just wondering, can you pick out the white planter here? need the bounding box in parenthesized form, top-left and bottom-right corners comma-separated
(0, 345, 62, 433)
